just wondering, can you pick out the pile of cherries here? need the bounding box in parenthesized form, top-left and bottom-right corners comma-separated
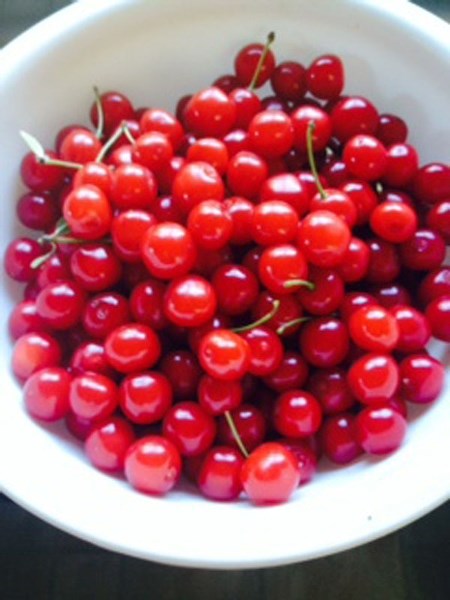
(4, 35, 450, 505)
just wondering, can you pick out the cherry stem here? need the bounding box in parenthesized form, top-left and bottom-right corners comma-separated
(248, 31, 275, 91)
(30, 243, 57, 269)
(95, 121, 136, 162)
(224, 411, 249, 458)
(20, 130, 82, 171)
(284, 279, 315, 291)
(232, 299, 281, 333)
(306, 121, 326, 199)
(276, 316, 310, 336)
(93, 86, 105, 140)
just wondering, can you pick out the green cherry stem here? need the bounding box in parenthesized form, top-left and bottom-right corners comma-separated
(306, 121, 327, 199)
(232, 299, 281, 333)
(20, 131, 82, 171)
(224, 411, 249, 458)
(276, 316, 310, 336)
(30, 243, 57, 269)
(248, 31, 275, 91)
(93, 86, 105, 140)
(95, 121, 136, 162)
(284, 279, 315, 291)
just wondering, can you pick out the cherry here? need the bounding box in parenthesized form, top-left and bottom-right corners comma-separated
(263, 351, 309, 392)
(411, 162, 450, 205)
(69, 341, 114, 377)
(36, 280, 86, 330)
(82, 292, 130, 339)
(12, 331, 62, 381)
(119, 371, 173, 424)
(223, 196, 255, 245)
(222, 128, 250, 157)
(320, 413, 362, 464)
(187, 200, 233, 250)
(366, 238, 401, 284)
(4, 237, 43, 282)
(298, 209, 351, 269)
(213, 73, 240, 93)
(17, 191, 59, 232)
(73, 161, 113, 196)
(258, 244, 309, 295)
(164, 275, 217, 328)
(141, 222, 197, 280)
(186, 137, 229, 174)
(183, 87, 236, 137)
(139, 107, 183, 149)
(110, 163, 157, 210)
(217, 403, 266, 452)
(348, 305, 400, 353)
(391, 305, 431, 353)
(198, 375, 243, 416)
(69, 372, 118, 422)
(85, 416, 135, 473)
(291, 105, 332, 153)
(111, 209, 156, 263)
(132, 131, 174, 173)
(197, 446, 244, 501)
(306, 54, 344, 100)
(382, 143, 419, 188)
(425, 296, 450, 342)
(20, 150, 65, 192)
(8, 300, 48, 339)
(252, 291, 303, 337)
(296, 267, 344, 316)
(59, 128, 102, 164)
(211, 264, 259, 316)
(234, 36, 276, 88)
(399, 229, 446, 271)
(124, 435, 182, 495)
(70, 243, 122, 292)
(273, 390, 323, 439)
(23, 367, 71, 421)
(337, 237, 370, 283)
(240, 442, 300, 505)
(426, 200, 450, 241)
(418, 267, 450, 306)
(370, 200, 418, 243)
(162, 401, 217, 457)
(229, 88, 262, 129)
(198, 329, 250, 381)
(399, 354, 445, 404)
(299, 317, 350, 368)
(159, 350, 202, 400)
(240, 326, 284, 377)
(331, 95, 379, 142)
(270, 60, 307, 102)
(343, 134, 387, 181)
(347, 353, 399, 405)
(248, 110, 294, 159)
(90, 90, 135, 136)
(355, 404, 407, 455)
(172, 160, 224, 214)
(226, 150, 268, 199)
(307, 368, 356, 415)
(104, 323, 161, 374)
(251, 200, 299, 246)
(63, 184, 112, 240)
(259, 172, 310, 216)
(376, 114, 408, 146)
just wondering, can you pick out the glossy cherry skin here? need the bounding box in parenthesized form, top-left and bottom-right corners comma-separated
(251, 200, 299, 246)
(198, 329, 250, 381)
(140, 222, 197, 280)
(234, 41, 276, 88)
(297, 210, 351, 269)
(20, 150, 65, 192)
(306, 54, 344, 100)
(4, 237, 43, 282)
(119, 371, 173, 425)
(297, 267, 344, 316)
(36, 281, 86, 330)
(198, 375, 243, 416)
(319, 413, 362, 464)
(69, 372, 119, 422)
(248, 110, 294, 159)
(85, 416, 136, 472)
(299, 317, 350, 368)
(391, 305, 431, 352)
(273, 390, 323, 438)
(211, 264, 259, 316)
(162, 401, 217, 457)
(183, 86, 236, 137)
(70, 243, 122, 292)
(163, 275, 217, 328)
(347, 353, 399, 405)
(240, 326, 284, 377)
(226, 150, 268, 199)
(8, 300, 48, 340)
(82, 292, 130, 339)
(172, 161, 225, 214)
(11, 332, 62, 381)
(263, 351, 309, 392)
(355, 404, 407, 455)
(348, 305, 400, 352)
(240, 442, 300, 505)
(425, 296, 450, 342)
(216, 403, 267, 452)
(197, 446, 245, 501)
(258, 244, 309, 295)
(69, 341, 114, 377)
(306, 368, 356, 415)
(159, 350, 202, 400)
(63, 184, 113, 241)
(124, 436, 182, 495)
(187, 200, 233, 250)
(23, 367, 71, 421)
(399, 354, 445, 404)
(104, 323, 161, 374)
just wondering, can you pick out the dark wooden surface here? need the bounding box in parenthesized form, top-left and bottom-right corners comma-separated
(1, 2, 450, 599)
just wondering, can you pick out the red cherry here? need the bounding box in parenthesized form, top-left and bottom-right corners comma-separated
(23, 367, 71, 421)
(399, 354, 445, 404)
(140, 222, 197, 280)
(119, 371, 173, 424)
(234, 41, 276, 88)
(85, 416, 135, 472)
(320, 413, 362, 464)
(198, 375, 243, 416)
(69, 372, 118, 422)
(183, 87, 236, 137)
(355, 404, 407, 455)
(273, 390, 323, 438)
(298, 209, 351, 268)
(104, 323, 161, 374)
(172, 160, 225, 214)
(198, 329, 250, 381)
(299, 317, 350, 368)
(12, 332, 62, 381)
(306, 54, 344, 100)
(197, 446, 244, 501)
(240, 442, 300, 505)
(163, 401, 217, 457)
(164, 275, 217, 328)
(347, 353, 399, 405)
(63, 184, 112, 240)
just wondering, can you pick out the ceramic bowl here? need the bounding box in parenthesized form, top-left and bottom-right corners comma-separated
(1, 0, 449, 569)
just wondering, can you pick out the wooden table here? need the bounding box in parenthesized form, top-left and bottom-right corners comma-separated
(1, 2, 449, 598)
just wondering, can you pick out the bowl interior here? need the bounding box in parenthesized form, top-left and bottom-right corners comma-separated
(0, 0, 449, 569)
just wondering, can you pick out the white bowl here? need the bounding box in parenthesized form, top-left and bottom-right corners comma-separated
(1, 0, 450, 569)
